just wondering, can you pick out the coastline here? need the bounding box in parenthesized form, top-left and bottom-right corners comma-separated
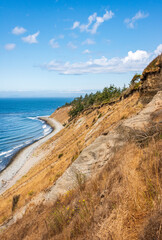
(0, 116, 53, 175)
(0, 116, 63, 195)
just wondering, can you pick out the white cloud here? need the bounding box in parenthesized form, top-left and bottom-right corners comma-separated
(59, 34, 64, 39)
(124, 11, 149, 28)
(22, 31, 40, 44)
(41, 47, 155, 75)
(80, 13, 97, 32)
(72, 21, 80, 29)
(67, 41, 77, 49)
(12, 26, 26, 35)
(4, 43, 16, 50)
(72, 10, 114, 34)
(123, 50, 150, 63)
(91, 10, 114, 34)
(82, 38, 95, 45)
(49, 38, 59, 48)
(154, 44, 162, 56)
(83, 49, 91, 54)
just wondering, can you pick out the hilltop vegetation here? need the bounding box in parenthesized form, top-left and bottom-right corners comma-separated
(66, 85, 127, 118)
(64, 72, 143, 119)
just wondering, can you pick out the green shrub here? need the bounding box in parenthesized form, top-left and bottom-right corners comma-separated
(28, 191, 34, 196)
(98, 113, 102, 118)
(58, 153, 63, 158)
(130, 73, 141, 85)
(12, 195, 20, 211)
(71, 153, 79, 163)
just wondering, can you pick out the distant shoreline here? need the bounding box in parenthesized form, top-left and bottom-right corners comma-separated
(0, 116, 63, 195)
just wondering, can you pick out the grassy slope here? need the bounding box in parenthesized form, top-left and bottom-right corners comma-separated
(1, 134, 161, 240)
(0, 55, 162, 239)
(0, 92, 141, 225)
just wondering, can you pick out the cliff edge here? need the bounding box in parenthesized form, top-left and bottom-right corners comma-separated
(140, 53, 162, 103)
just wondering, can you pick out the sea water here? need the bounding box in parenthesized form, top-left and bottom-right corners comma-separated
(0, 98, 72, 172)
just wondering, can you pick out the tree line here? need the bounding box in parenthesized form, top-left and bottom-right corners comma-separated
(64, 85, 126, 118)
(64, 74, 141, 118)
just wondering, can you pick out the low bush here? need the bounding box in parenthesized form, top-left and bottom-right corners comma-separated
(58, 153, 63, 158)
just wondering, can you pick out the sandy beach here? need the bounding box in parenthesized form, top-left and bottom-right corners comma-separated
(0, 117, 63, 195)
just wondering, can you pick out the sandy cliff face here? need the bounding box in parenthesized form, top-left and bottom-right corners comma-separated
(50, 106, 72, 124)
(0, 56, 162, 240)
(43, 91, 162, 204)
(140, 54, 162, 104)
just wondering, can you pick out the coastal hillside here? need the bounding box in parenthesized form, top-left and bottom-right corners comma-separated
(0, 55, 162, 240)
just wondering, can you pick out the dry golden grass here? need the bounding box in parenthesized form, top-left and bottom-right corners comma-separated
(47, 139, 162, 240)
(1, 138, 161, 240)
(50, 105, 72, 124)
(0, 92, 142, 225)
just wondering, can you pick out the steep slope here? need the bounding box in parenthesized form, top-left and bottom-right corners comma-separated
(0, 93, 141, 226)
(42, 91, 162, 204)
(140, 53, 162, 103)
(0, 55, 162, 240)
(1, 92, 161, 240)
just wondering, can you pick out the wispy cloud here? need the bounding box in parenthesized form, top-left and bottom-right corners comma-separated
(72, 10, 114, 34)
(40, 47, 158, 75)
(12, 26, 26, 35)
(91, 10, 114, 34)
(68, 7, 74, 10)
(82, 38, 95, 45)
(69, 32, 78, 39)
(124, 11, 149, 28)
(22, 31, 40, 44)
(105, 39, 111, 45)
(82, 49, 91, 54)
(154, 44, 162, 56)
(80, 12, 97, 32)
(4, 43, 16, 50)
(58, 34, 64, 39)
(49, 38, 59, 48)
(72, 21, 80, 29)
(67, 41, 77, 49)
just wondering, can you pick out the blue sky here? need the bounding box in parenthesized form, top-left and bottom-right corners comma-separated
(1, 0, 162, 96)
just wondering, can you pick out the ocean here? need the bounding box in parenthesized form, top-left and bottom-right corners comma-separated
(0, 98, 72, 172)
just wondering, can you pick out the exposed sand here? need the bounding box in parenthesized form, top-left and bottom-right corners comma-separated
(0, 117, 63, 195)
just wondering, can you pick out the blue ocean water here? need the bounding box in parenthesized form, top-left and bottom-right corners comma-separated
(0, 98, 72, 172)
